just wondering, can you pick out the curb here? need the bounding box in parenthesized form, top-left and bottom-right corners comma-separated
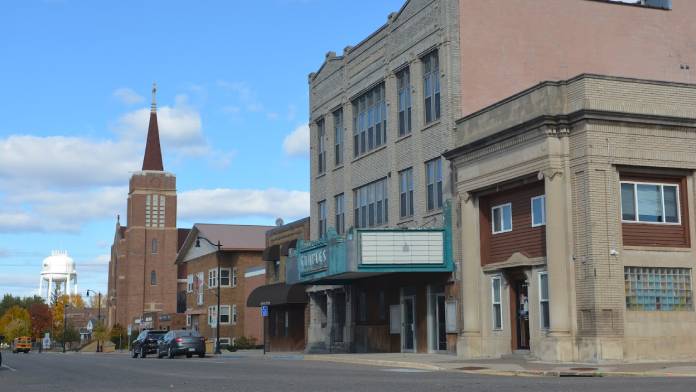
(303, 355, 444, 372)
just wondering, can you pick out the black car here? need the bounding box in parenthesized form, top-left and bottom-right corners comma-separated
(131, 330, 166, 358)
(157, 330, 205, 359)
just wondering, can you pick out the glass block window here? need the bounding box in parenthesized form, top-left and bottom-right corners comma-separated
(145, 194, 165, 228)
(625, 267, 693, 311)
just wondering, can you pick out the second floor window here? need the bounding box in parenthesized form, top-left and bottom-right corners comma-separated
(399, 168, 414, 219)
(531, 195, 546, 227)
(353, 83, 387, 157)
(492, 203, 512, 234)
(397, 68, 412, 136)
(425, 158, 443, 211)
(423, 50, 441, 123)
(317, 119, 326, 174)
(220, 268, 231, 287)
(318, 200, 327, 238)
(335, 194, 345, 235)
(621, 181, 680, 224)
(208, 268, 218, 288)
(334, 109, 343, 166)
(354, 178, 388, 228)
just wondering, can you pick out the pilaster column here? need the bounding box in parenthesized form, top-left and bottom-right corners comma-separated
(544, 170, 571, 335)
(326, 291, 334, 348)
(457, 193, 483, 358)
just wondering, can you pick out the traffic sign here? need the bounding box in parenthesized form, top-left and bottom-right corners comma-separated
(261, 305, 269, 317)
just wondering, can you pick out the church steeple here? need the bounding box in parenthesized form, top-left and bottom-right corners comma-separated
(142, 82, 164, 171)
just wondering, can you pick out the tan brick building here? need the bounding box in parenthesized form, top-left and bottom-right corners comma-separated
(446, 74, 696, 362)
(176, 224, 271, 348)
(106, 85, 189, 330)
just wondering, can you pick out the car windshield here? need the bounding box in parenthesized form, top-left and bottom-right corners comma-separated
(148, 331, 166, 338)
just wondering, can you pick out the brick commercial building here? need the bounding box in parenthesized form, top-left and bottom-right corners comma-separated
(247, 218, 310, 352)
(106, 85, 190, 330)
(445, 74, 696, 362)
(299, 0, 696, 354)
(176, 224, 271, 348)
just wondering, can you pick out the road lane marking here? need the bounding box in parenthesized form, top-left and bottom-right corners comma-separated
(2, 364, 18, 372)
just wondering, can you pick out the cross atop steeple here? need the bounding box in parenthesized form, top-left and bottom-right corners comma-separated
(142, 82, 164, 171)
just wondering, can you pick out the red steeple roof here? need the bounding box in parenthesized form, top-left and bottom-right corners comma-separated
(142, 83, 164, 171)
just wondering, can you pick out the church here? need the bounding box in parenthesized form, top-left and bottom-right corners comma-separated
(106, 85, 190, 330)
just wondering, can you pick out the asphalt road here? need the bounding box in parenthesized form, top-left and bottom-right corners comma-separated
(0, 351, 694, 392)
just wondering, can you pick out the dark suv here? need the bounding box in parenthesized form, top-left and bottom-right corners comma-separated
(131, 330, 166, 358)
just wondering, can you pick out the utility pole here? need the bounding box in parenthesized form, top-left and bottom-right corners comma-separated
(63, 303, 69, 353)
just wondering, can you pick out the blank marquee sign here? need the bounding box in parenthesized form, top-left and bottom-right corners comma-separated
(360, 231, 444, 265)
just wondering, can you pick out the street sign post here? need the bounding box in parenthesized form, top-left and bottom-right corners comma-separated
(261, 305, 269, 317)
(260, 304, 269, 355)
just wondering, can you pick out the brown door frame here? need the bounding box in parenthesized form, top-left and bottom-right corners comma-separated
(505, 268, 530, 351)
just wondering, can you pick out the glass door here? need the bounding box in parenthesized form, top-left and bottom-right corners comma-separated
(402, 296, 416, 352)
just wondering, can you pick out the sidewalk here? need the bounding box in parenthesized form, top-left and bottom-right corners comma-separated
(302, 353, 696, 377)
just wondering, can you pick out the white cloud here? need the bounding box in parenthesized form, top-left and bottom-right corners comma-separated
(283, 123, 310, 156)
(0, 135, 139, 189)
(113, 87, 145, 105)
(179, 188, 309, 221)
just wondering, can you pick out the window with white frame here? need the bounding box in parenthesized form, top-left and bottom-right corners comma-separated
(317, 118, 326, 174)
(187, 274, 193, 293)
(335, 194, 345, 235)
(352, 83, 387, 157)
(318, 200, 327, 239)
(232, 304, 238, 324)
(354, 178, 389, 228)
(399, 168, 414, 219)
(422, 50, 441, 123)
(492, 203, 512, 234)
(196, 272, 204, 305)
(425, 158, 443, 211)
(219, 305, 231, 324)
(334, 109, 343, 166)
(539, 272, 550, 329)
(186, 314, 191, 327)
(145, 194, 165, 228)
(217, 337, 231, 347)
(397, 67, 412, 136)
(220, 268, 231, 287)
(620, 181, 680, 224)
(208, 269, 218, 288)
(625, 267, 693, 311)
(491, 276, 503, 330)
(232, 267, 238, 288)
(208, 305, 217, 326)
(531, 195, 546, 227)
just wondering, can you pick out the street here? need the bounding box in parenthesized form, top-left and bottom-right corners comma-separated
(1, 352, 694, 392)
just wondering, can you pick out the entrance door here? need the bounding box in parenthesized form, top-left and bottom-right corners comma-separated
(435, 294, 447, 351)
(332, 292, 345, 344)
(514, 279, 530, 350)
(402, 295, 416, 352)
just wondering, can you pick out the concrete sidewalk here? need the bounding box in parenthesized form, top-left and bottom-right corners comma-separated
(302, 353, 696, 377)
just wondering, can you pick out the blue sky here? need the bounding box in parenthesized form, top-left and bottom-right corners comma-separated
(0, 0, 404, 298)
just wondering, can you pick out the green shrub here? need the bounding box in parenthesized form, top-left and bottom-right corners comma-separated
(232, 336, 257, 350)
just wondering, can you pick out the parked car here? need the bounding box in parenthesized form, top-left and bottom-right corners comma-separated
(131, 330, 166, 358)
(12, 336, 31, 354)
(157, 330, 205, 359)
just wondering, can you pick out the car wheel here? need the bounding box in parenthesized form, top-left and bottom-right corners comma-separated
(157, 350, 163, 359)
(168, 347, 174, 359)
(198, 353, 205, 358)
(140, 347, 146, 359)
(186, 354, 192, 358)
(131, 348, 138, 358)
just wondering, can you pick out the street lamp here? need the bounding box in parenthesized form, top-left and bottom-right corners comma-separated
(195, 236, 222, 355)
(63, 303, 70, 353)
(86, 289, 102, 352)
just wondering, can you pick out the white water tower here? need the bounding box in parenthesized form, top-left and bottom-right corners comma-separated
(39, 250, 78, 302)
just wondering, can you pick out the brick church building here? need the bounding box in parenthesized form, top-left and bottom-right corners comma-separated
(107, 85, 189, 330)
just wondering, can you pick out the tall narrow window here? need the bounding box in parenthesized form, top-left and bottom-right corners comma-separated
(539, 272, 550, 329)
(531, 195, 546, 227)
(492, 203, 512, 234)
(334, 109, 343, 166)
(220, 268, 231, 287)
(196, 272, 204, 305)
(232, 267, 238, 288)
(318, 200, 327, 238)
(425, 158, 443, 211)
(232, 304, 238, 324)
(397, 68, 412, 136)
(145, 194, 166, 228)
(208, 269, 218, 288)
(150, 270, 157, 286)
(492, 276, 502, 330)
(151, 238, 158, 254)
(335, 194, 345, 235)
(352, 83, 387, 157)
(399, 168, 414, 219)
(317, 119, 326, 174)
(620, 181, 680, 224)
(423, 50, 441, 123)
(354, 178, 389, 228)
(187, 274, 193, 293)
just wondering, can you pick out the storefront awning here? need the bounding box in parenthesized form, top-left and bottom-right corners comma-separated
(247, 282, 307, 307)
(262, 244, 280, 261)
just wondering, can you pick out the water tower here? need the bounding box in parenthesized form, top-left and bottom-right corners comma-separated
(39, 250, 78, 302)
